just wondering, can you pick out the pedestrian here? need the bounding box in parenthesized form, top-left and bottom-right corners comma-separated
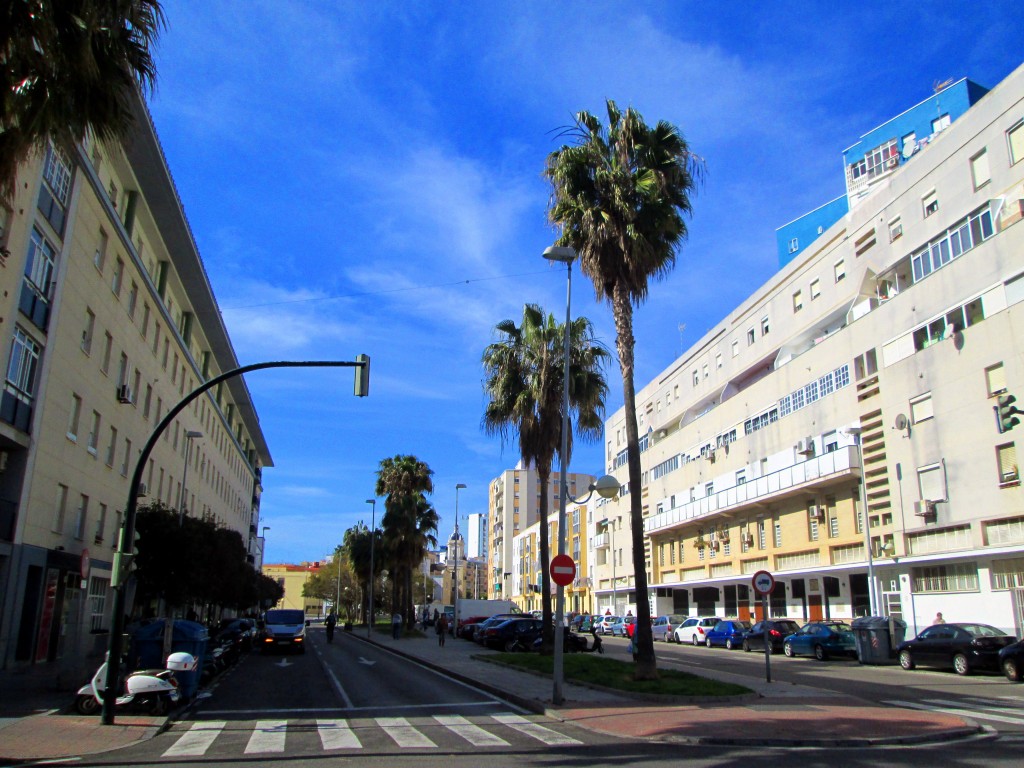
(626, 610, 633, 617)
(392, 612, 402, 639)
(325, 611, 336, 643)
(605, 608, 611, 616)
(436, 613, 448, 646)
(934, 611, 946, 624)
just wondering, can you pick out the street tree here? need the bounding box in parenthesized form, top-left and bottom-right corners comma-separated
(482, 303, 608, 651)
(545, 100, 703, 679)
(342, 521, 382, 624)
(302, 554, 361, 621)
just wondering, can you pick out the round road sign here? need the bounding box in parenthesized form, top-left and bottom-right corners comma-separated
(751, 570, 775, 596)
(550, 554, 577, 587)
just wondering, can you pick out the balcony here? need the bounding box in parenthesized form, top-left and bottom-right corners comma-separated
(645, 445, 860, 535)
(591, 532, 609, 549)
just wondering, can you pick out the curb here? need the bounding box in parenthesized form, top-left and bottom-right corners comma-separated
(651, 723, 986, 748)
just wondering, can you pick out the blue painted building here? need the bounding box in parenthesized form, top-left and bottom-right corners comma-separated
(776, 78, 990, 268)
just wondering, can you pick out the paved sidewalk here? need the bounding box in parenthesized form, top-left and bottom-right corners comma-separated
(0, 630, 982, 762)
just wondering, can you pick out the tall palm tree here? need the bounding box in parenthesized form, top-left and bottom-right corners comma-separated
(376, 455, 437, 629)
(1, 0, 166, 201)
(545, 100, 703, 679)
(482, 304, 608, 651)
(343, 522, 381, 624)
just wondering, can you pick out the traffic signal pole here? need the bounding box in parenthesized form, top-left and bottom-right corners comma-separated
(102, 358, 368, 725)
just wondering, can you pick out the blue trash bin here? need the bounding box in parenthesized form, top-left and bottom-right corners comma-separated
(129, 619, 208, 700)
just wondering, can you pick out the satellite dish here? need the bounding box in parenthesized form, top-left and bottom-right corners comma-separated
(894, 414, 909, 431)
(901, 140, 917, 160)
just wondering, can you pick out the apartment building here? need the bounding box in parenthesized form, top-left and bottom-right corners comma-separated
(486, 461, 593, 600)
(595, 63, 1024, 637)
(0, 89, 272, 671)
(263, 563, 323, 615)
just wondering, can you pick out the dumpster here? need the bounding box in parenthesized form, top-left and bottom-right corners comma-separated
(130, 619, 208, 700)
(852, 615, 907, 665)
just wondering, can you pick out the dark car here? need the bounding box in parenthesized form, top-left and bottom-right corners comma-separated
(213, 618, 256, 662)
(742, 619, 802, 653)
(471, 614, 521, 643)
(998, 639, 1024, 681)
(456, 615, 490, 639)
(897, 623, 1016, 675)
(783, 621, 856, 660)
(705, 620, 752, 650)
(480, 618, 544, 651)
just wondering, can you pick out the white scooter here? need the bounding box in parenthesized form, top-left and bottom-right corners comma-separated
(74, 651, 196, 716)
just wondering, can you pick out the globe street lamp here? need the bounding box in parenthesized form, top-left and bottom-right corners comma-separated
(366, 498, 376, 636)
(178, 430, 203, 526)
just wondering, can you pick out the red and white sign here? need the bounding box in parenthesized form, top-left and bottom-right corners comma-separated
(550, 554, 577, 587)
(751, 570, 775, 596)
(80, 548, 90, 579)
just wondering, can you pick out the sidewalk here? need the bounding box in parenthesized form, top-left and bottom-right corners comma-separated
(0, 631, 982, 762)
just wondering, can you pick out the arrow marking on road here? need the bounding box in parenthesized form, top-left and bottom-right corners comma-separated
(276, 658, 292, 668)
(358, 657, 376, 666)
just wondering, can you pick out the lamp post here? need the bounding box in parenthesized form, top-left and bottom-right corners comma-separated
(366, 498, 376, 636)
(846, 425, 877, 615)
(178, 430, 203, 526)
(260, 526, 270, 569)
(454, 483, 466, 628)
(597, 517, 617, 613)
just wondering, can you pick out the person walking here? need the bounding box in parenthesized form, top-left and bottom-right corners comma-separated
(392, 612, 402, 640)
(436, 613, 448, 647)
(325, 611, 337, 643)
(934, 612, 946, 624)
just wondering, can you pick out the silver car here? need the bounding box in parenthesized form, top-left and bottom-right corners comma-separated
(652, 614, 688, 642)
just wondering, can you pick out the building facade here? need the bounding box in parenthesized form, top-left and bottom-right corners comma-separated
(595, 63, 1024, 637)
(263, 563, 323, 615)
(0, 90, 272, 673)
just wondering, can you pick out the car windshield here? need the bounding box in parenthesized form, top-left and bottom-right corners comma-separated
(265, 610, 303, 624)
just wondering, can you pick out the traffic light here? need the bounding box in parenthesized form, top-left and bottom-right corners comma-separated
(997, 394, 1021, 433)
(112, 528, 141, 587)
(354, 354, 370, 397)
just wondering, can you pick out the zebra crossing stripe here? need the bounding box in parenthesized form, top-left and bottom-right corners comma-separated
(886, 700, 1024, 726)
(434, 714, 510, 747)
(491, 713, 582, 745)
(377, 716, 437, 748)
(162, 721, 225, 757)
(317, 719, 361, 749)
(245, 720, 288, 753)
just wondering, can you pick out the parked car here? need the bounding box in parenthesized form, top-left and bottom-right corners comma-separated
(783, 621, 856, 660)
(897, 623, 1016, 675)
(704, 619, 752, 650)
(614, 616, 636, 637)
(594, 615, 621, 635)
(471, 614, 521, 643)
(998, 639, 1024, 681)
(575, 614, 597, 633)
(479, 618, 544, 651)
(604, 616, 627, 636)
(742, 619, 802, 653)
(673, 616, 720, 646)
(455, 615, 491, 639)
(652, 615, 688, 642)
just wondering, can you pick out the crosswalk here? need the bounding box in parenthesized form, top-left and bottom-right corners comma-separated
(161, 713, 583, 757)
(884, 697, 1024, 729)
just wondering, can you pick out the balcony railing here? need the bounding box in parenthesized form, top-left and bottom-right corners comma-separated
(591, 532, 609, 549)
(645, 446, 859, 535)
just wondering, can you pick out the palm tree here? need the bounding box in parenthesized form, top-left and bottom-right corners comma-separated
(1, 0, 166, 201)
(375, 455, 437, 629)
(342, 522, 381, 624)
(482, 304, 608, 651)
(545, 100, 703, 679)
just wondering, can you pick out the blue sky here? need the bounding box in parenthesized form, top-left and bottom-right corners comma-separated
(147, 1, 1022, 564)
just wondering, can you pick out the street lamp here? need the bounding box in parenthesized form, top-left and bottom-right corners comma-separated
(597, 516, 618, 613)
(178, 430, 203, 526)
(366, 498, 376, 637)
(845, 425, 877, 616)
(260, 526, 270, 566)
(454, 483, 466, 628)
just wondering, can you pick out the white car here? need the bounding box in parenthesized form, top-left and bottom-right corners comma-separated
(593, 615, 621, 635)
(673, 616, 721, 645)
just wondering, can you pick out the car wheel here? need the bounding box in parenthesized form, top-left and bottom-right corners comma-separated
(743, 640, 751, 652)
(75, 693, 101, 716)
(899, 650, 915, 670)
(725, 638, 734, 651)
(504, 639, 518, 653)
(814, 644, 827, 661)
(692, 634, 700, 647)
(705, 637, 712, 648)
(1003, 658, 1022, 682)
(784, 642, 794, 657)
(953, 653, 971, 676)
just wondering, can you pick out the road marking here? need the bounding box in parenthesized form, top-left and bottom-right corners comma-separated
(244, 720, 288, 753)
(492, 713, 581, 745)
(358, 657, 376, 666)
(886, 700, 1024, 726)
(200, 700, 499, 715)
(317, 719, 361, 749)
(163, 721, 225, 757)
(377, 716, 436, 748)
(275, 659, 292, 668)
(434, 714, 509, 747)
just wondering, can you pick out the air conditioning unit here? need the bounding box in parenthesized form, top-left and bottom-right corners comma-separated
(137, 483, 148, 498)
(914, 500, 937, 518)
(796, 438, 815, 456)
(809, 505, 824, 520)
(706, 448, 716, 462)
(709, 540, 720, 551)
(116, 384, 133, 404)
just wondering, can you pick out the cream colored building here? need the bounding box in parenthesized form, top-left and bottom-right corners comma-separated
(594, 64, 1024, 636)
(263, 563, 324, 616)
(0, 89, 272, 673)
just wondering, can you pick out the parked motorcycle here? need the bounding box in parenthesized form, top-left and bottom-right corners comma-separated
(75, 652, 196, 716)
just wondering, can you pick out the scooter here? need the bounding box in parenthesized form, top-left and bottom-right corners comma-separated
(74, 651, 196, 716)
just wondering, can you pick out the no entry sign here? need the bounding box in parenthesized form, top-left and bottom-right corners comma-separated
(550, 554, 577, 587)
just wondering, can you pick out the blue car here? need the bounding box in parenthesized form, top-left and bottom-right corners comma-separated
(703, 620, 752, 650)
(783, 621, 856, 660)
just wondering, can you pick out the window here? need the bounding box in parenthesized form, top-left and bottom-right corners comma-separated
(747, 328, 755, 345)
(7, 327, 43, 404)
(910, 392, 933, 424)
(105, 426, 117, 466)
(1010, 120, 1024, 165)
(692, 370, 698, 387)
(829, 515, 839, 538)
(54, 483, 69, 533)
(87, 410, 100, 454)
(912, 562, 978, 593)
(39, 143, 72, 232)
(94, 229, 108, 272)
(757, 519, 766, 550)
(112, 257, 124, 295)
(970, 150, 990, 190)
(788, 237, 799, 253)
(992, 557, 1024, 590)
(809, 278, 820, 300)
(793, 290, 803, 313)
(773, 522, 782, 548)
(847, 138, 899, 185)
(141, 303, 150, 339)
(911, 205, 993, 283)
(931, 113, 951, 133)
(702, 363, 709, 380)
(88, 576, 109, 631)
(704, 482, 714, 497)
(117, 352, 129, 387)
(761, 316, 770, 337)
(834, 259, 845, 283)
(997, 443, 1018, 484)
(918, 462, 947, 502)
(736, 469, 746, 485)
(25, 228, 57, 298)
(716, 352, 722, 369)
(732, 340, 739, 358)
(985, 363, 1007, 397)
(94, 503, 107, 544)
(74, 494, 89, 539)
(889, 217, 903, 242)
(143, 384, 152, 420)
(922, 190, 938, 218)
(127, 281, 138, 318)
(100, 332, 113, 375)
(121, 438, 132, 476)
(81, 309, 95, 354)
